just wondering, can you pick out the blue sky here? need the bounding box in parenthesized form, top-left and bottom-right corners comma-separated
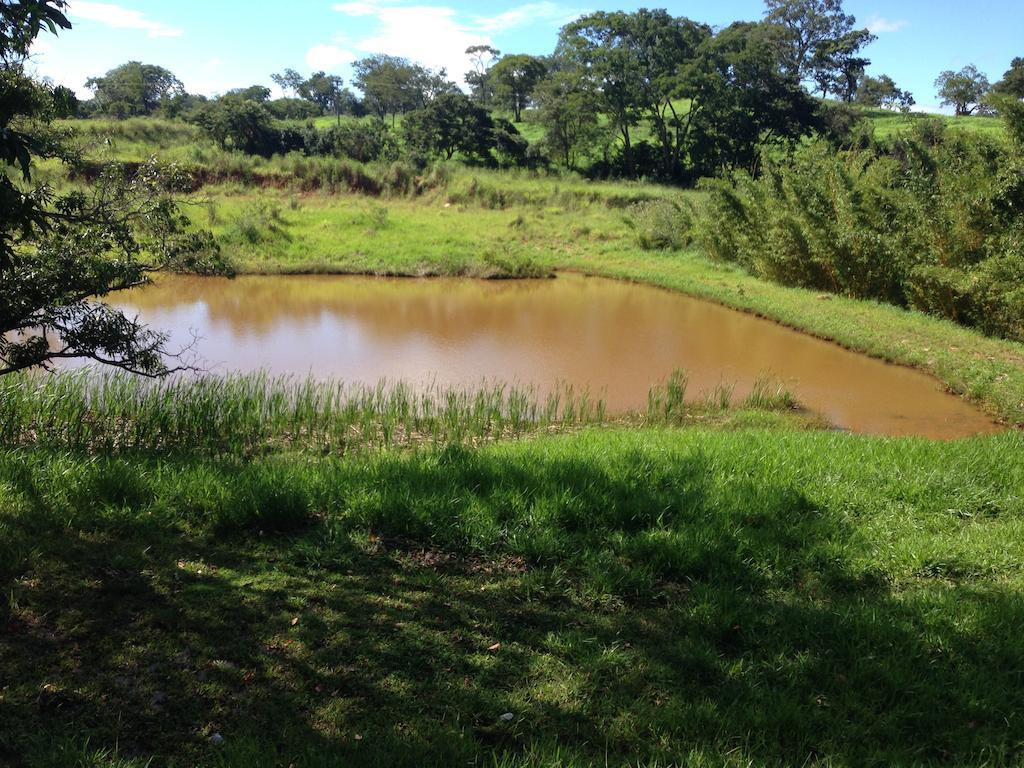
(28, 1, 1024, 113)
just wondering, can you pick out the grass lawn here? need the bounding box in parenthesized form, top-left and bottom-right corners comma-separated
(3, 428, 1024, 766)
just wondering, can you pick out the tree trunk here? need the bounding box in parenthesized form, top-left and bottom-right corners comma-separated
(621, 123, 635, 178)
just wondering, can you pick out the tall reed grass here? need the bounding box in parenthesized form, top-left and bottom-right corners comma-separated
(0, 370, 801, 456)
(0, 372, 607, 455)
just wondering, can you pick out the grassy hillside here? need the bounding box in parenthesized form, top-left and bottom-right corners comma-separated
(855, 107, 1006, 140)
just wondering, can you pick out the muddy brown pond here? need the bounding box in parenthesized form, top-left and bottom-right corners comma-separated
(103, 272, 999, 439)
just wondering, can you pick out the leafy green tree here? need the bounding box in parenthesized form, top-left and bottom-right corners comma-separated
(464, 44, 500, 105)
(989, 93, 1024, 149)
(616, 10, 710, 176)
(856, 74, 914, 111)
(810, 28, 874, 101)
(270, 68, 304, 97)
(557, 12, 645, 176)
(489, 54, 546, 122)
(298, 71, 346, 123)
(51, 82, 77, 116)
(2, 1, 224, 376)
(935, 65, 991, 116)
(265, 97, 321, 120)
(558, 10, 710, 178)
(533, 70, 603, 170)
(764, 0, 871, 89)
(190, 97, 282, 156)
(994, 57, 1024, 99)
(402, 92, 493, 161)
(684, 21, 820, 177)
(85, 61, 184, 117)
(490, 117, 528, 167)
(353, 54, 446, 125)
(225, 84, 271, 102)
(303, 120, 398, 163)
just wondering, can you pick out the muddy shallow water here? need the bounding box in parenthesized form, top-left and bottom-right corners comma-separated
(102, 272, 1000, 439)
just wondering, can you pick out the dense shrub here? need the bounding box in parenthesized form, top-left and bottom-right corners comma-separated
(626, 199, 695, 250)
(303, 120, 400, 163)
(188, 98, 286, 157)
(265, 97, 321, 120)
(698, 122, 1024, 340)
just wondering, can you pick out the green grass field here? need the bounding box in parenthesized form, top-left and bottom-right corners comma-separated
(3, 428, 1023, 766)
(855, 107, 1007, 140)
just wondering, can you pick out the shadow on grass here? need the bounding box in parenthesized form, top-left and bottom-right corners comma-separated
(1, 446, 1023, 766)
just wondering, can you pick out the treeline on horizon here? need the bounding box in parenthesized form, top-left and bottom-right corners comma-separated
(49, 1, 1024, 183)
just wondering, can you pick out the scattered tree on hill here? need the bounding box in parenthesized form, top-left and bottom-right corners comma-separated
(489, 54, 546, 122)
(935, 65, 991, 116)
(810, 28, 874, 101)
(402, 92, 494, 161)
(85, 61, 184, 117)
(683, 21, 820, 177)
(298, 71, 346, 123)
(189, 97, 283, 156)
(225, 84, 271, 103)
(265, 97, 322, 120)
(856, 74, 914, 111)
(353, 54, 452, 125)
(464, 44, 500, 105)
(994, 57, 1024, 99)
(270, 68, 304, 97)
(2, 0, 223, 376)
(763, 0, 870, 85)
(533, 69, 604, 170)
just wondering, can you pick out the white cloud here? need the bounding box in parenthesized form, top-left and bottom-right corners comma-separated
(333, 2, 382, 15)
(866, 15, 909, 34)
(324, 1, 584, 86)
(306, 44, 356, 70)
(71, 1, 183, 38)
(472, 2, 583, 33)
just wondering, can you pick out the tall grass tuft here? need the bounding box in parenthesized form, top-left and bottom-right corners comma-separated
(0, 372, 609, 456)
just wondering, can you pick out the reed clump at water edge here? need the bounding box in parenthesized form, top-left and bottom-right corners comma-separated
(0, 370, 805, 455)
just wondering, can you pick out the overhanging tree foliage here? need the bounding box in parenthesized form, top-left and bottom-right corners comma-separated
(1, 0, 225, 376)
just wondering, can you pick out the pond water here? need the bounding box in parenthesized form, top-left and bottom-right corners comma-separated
(104, 272, 1000, 439)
